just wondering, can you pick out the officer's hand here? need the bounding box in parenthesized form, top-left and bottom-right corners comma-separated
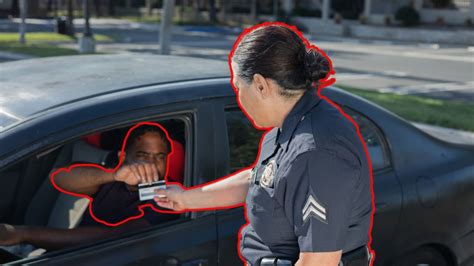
(0, 224, 22, 246)
(113, 162, 160, 186)
(154, 185, 186, 211)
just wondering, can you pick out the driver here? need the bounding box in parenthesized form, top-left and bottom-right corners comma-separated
(0, 124, 177, 254)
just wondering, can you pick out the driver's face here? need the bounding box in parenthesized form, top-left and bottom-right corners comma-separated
(126, 132, 169, 181)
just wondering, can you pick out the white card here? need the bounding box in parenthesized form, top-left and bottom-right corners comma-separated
(138, 180, 166, 201)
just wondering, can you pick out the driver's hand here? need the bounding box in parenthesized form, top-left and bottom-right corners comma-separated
(0, 224, 22, 246)
(113, 162, 160, 185)
(154, 185, 186, 211)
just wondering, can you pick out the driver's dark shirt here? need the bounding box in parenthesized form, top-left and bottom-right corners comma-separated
(78, 154, 179, 226)
(79, 181, 178, 226)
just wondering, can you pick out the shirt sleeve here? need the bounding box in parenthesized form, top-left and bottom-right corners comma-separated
(276, 149, 361, 252)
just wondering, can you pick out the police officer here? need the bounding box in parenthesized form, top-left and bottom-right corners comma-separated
(154, 22, 374, 266)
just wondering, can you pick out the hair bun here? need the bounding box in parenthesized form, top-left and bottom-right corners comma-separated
(304, 49, 330, 82)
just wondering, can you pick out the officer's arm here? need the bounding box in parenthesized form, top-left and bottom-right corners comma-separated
(295, 251, 342, 266)
(276, 150, 365, 261)
(155, 168, 251, 210)
(182, 168, 251, 209)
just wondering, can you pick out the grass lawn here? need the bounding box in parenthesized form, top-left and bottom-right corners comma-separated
(0, 32, 113, 57)
(338, 85, 474, 132)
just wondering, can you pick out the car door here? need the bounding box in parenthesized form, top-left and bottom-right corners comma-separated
(4, 97, 220, 265)
(214, 97, 403, 265)
(340, 107, 403, 265)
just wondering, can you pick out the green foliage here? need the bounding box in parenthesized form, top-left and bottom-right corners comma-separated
(339, 85, 474, 132)
(395, 6, 420, 27)
(431, 0, 452, 8)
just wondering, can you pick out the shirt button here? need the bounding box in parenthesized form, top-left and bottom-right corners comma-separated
(300, 115, 305, 121)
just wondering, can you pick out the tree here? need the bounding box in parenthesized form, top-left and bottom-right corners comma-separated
(209, 0, 217, 23)
(67, 0, 75, 37)
(107, 0, 116, 16)
(94, 0, 102, 17)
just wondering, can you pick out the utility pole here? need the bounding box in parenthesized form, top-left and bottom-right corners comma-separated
(322, 0, 331, 23)
(19, 0, 27, 44)
(159, 0, 175, 55)
(79, 0, 95, 53)
(250, 0, 257, 22)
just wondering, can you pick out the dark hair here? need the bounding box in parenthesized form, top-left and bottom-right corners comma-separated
(232, 25, 330, 97)
(125, 125, 171, 153)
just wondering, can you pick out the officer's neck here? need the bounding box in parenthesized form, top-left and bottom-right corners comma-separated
(274, 92, 305, 129)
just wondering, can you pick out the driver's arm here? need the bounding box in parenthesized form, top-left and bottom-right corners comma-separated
(53, 162, 157, 196)
(0, 219, 150, 251)
(53, 165, 116, 196)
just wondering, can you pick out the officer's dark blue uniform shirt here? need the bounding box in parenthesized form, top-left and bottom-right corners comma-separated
(240, 88, 372, 265)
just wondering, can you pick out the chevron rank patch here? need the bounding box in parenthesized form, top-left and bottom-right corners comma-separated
(302, 194, 327, 224)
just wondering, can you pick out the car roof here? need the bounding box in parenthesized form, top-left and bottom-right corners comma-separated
(0, 54, 230, 130)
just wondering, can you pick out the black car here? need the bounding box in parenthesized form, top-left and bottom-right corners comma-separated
(0, 55, 473, 266)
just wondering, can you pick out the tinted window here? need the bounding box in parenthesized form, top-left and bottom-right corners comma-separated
(343, 107, 390, 171)
(225, 110, 263, 173)
(225, 107, 389, 172)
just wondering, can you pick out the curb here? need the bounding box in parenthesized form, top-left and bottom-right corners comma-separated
(0, 51, 35, 60)
(412, 122, 474, 145)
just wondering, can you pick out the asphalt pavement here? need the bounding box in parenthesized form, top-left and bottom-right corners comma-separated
(1, 18, 473, 143)
(2, 18, 472, 101)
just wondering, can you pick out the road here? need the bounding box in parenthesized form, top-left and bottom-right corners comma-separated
(1, 18, 473, 101)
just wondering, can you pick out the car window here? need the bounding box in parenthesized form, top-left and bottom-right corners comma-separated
(225, 109, 263, 173)
(0, 118, 189, 262)
(342, 107, 391, 171)
(225, 107, 390, 173)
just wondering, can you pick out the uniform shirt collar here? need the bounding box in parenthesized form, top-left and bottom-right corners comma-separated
(276, 88, 321, 150)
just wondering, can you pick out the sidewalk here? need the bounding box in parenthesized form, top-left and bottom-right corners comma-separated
(412, 122, 474, 145)
(282, 16, 474, 46)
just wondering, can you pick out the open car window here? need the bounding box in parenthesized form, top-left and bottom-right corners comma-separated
(0, 118, 190, 262)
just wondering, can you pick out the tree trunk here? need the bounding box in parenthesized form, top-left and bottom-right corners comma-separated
(11, 0, 19, 17)
(250, 0, 257, 22)
(209, 0, 217, 23)
(107, 0, 115, 16)
(94, 0, 102, 17)
(219, 0, 226, 19)
(146, 0, 152, 16)
(67, 0, 75, 37)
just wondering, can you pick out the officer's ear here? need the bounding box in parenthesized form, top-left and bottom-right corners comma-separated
(252, 73, 272, 99)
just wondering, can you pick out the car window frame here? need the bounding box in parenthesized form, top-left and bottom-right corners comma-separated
(222, 104, 393, 174)
(340, 105, 393, 174)
(223, 106, 264, 174)
(0, 111, 200, 264)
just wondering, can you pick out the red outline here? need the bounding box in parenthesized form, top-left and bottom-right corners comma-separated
(227, 22, 376, 265)
(50, 121, 183, 226)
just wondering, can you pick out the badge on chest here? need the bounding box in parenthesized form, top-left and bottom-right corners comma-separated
(260, 159, 276, 188)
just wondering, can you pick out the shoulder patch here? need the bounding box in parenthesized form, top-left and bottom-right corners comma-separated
(302, 194, 327, 224)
